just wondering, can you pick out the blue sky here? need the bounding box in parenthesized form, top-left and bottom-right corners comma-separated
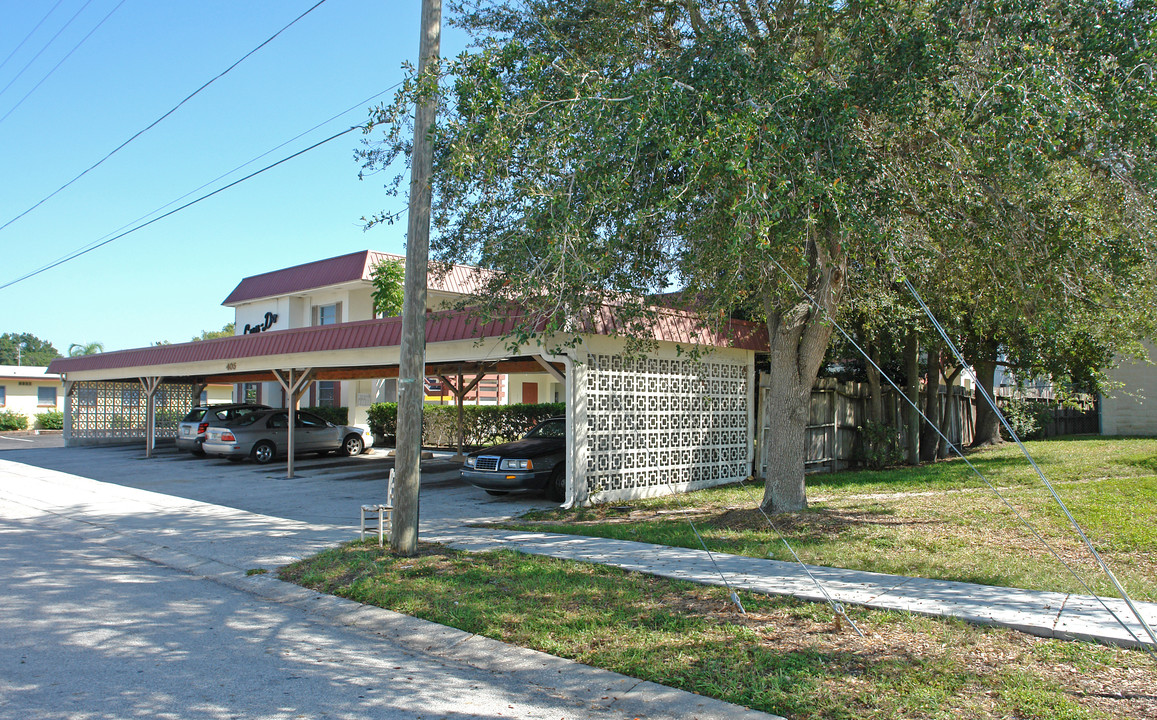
(0, 0, 467, 355)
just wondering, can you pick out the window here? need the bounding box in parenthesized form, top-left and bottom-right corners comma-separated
(297, 412, 328, 428)
(317, 381, 337, 408)
(0, 385, 5, 406)
(241, 383, 260, 404)
(38, 386, 57, 406)
(314, 302, 340, 326)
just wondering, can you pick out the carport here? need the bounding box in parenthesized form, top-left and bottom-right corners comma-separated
(47, 308, 766, 506)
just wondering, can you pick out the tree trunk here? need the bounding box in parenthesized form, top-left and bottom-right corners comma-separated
(920, 345, 942, 462)
(970, 345, 1003, 447)
(759, 348, 813, 512)
(865, 339, 883, 426)
(904, 332, 920, 466)
(759, 219, 845, 514)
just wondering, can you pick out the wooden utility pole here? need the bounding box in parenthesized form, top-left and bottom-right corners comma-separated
(392, 0, 441, 556)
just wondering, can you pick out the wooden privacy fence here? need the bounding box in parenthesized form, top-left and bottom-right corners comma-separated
(757, 377, 974, 475)
(991, 388, 1101, 438)
(757, 378, 1099, 475)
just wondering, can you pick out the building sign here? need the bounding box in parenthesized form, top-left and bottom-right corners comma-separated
(244, 312, 278, 335)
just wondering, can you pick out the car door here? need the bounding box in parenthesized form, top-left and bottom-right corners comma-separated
(264, 411, 290, 453)
(294, 411, 334, 452)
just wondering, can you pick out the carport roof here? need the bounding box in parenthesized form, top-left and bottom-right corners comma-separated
(47, 307, 766, 381)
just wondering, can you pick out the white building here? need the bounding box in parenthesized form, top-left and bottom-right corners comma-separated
(0, 365, 64, 427)
(221, 250, 561, 425)
(1100, 341, 1157, 436)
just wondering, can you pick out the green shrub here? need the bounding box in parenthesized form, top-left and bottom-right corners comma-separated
(858, 420, 905, 469)
(367, 402, 565, 448)
(0, 410, 29, 431)
(303, 406, 349, 426)
(367, 402, 398, 445)
(35, 410, 64, 430)
(999, 397, 1056, 441)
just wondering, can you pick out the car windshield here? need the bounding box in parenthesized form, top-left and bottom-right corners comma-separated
(524, 419, 565, 438)
(181, 408, 207, 422)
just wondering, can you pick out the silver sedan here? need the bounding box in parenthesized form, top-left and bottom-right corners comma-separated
(202, 409, 373, 464)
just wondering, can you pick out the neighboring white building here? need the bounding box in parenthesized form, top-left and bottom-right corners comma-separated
(0, 365, 64, 427)
(1101, 341, 1157, 436)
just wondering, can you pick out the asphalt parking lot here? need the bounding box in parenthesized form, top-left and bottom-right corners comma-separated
(0, 440, 554, 530)
(0, 432, 65, 452)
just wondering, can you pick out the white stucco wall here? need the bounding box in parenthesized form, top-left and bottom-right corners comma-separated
(1101, 341, 1157, 436)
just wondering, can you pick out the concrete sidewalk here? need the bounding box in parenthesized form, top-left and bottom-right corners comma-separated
(4, 453, 1155, 653)
(428, 526, 1157, 650)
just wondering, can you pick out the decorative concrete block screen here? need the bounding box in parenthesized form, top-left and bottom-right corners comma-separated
(66, 381, 196, 442)
(582, 351, 753, 502)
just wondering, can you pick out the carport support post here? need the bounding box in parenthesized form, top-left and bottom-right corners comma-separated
(190, 382, 207, 407)
(272, 368, 315, 479)
(438, 370, 485, 458)
(139, 377, 163, 458)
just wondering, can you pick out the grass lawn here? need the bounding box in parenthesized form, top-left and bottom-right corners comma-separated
(508, 436, 1157, 601)
(281, 542, 1155, 720)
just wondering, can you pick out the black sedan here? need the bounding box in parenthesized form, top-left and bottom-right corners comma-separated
(461, 417, 566, 501)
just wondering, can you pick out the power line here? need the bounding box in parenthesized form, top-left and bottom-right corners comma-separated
(0, 124, 360, 292)
(0, 0, 127, 126)
(0, 0, 94, 101)
(0, 0, 67, 76)
(17, 83, 403, 284)
(0, 0, 331, 235)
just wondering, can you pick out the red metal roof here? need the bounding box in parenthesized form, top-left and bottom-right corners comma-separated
(47, 308, 766, 376)
(221, 250, 488, 306)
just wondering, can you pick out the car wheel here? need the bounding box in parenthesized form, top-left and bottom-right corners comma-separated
(545, 466, 566, 502)
(484, 490, 509, 496)
(192, 441, 206, 457)
(251, 440, 276, 464)
(340, 434, 364, 457)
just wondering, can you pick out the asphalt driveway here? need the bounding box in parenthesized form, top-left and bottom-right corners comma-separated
(0, 431, 64, 451)
(1, 441, 554, 529)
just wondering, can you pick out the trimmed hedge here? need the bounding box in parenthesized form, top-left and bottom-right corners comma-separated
(0, 410, 29, 431)
(35, 410, 64, 430)
(302, 406, 349, 426)
(367, 402, 565, 448)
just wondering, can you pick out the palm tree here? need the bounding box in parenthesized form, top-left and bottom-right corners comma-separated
(68, 341, 104, 357)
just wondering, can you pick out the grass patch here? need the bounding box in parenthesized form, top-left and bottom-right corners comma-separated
(510, 437, 1157, 600)
(281, 541, 1154, 719)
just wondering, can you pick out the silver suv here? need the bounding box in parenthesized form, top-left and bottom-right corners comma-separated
(176, 403, 270, 456)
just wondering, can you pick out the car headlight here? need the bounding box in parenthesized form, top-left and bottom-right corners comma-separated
(500, 458, 533, 470)
(464, 457, 476, 468)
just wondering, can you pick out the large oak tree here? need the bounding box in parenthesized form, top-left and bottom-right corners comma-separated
(362, 0, 1157, 511)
